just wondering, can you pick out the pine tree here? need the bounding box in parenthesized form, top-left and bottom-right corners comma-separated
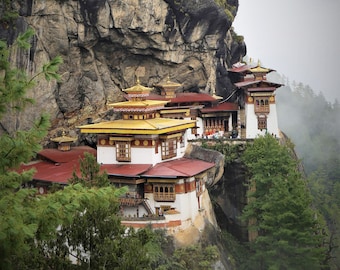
(69, 151, 110, 187)
(241, 134, 327, 270)
(0, 28, 63, 268)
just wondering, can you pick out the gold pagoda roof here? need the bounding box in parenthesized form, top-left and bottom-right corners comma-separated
(249, 66, 270, 73)
(249, 61, 271, 73)
(123, 78, 153, 95)
(109, 99, 168, 111)
(154, 76, 182, 89)
(50, 131, 77, 143)
(78, 118, 196, 135)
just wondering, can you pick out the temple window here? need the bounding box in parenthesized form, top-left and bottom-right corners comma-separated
(116, 141, 131, 161)
(161, 138, 177, 159)
(153, 184, 176, 201)
(254, 97, 270, 113)
(257, 115, 267, 130)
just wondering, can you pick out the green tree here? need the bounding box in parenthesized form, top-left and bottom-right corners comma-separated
(41, 152, 162, 269)
(69, 151, 110, 187)
(166, 244, 219, 270)
(0, 28, 63, 269)
(0, 28, 169, 270)
(241, 134, 327, 270)
(277, 81, 340, 268)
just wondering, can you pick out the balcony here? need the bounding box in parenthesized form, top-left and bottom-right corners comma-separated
(154, 193, 176, 202)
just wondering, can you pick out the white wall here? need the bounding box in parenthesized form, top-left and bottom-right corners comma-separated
(145, 177, 199, 221)
(132, 147, 162, 165)
(187, 117, 203, 140)
(97, 141, 186, 166)
(97, 146, 115, 164)
(245, 103, 280, 138)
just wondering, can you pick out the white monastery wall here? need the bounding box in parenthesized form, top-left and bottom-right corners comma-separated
(132, 147, 162, 165)
(144, 177, 199, 221)
(97, 146, 115, 164)
(245, 103, 280, 139)
(267, 104, 280, 137)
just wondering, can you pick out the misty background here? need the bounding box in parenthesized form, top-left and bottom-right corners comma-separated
(233, 0, 340, 102)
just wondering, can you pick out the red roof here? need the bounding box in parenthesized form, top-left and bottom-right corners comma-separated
(201, 102, 238, 113)
(19, 160, 79, 184)
(247, 87, 276, 92)
(234, 80, 282, 88)
(18, 146, 97, 184)
(142, 158, 215, 178)
(171, 93, 217, 103)
(39, 146, 96, 163)
(147, 93, 218, 105)
(101, 164, 152, 177)
(18, 148, 215, 184)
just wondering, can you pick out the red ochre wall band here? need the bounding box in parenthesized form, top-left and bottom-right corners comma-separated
(98, 138, 155, 147)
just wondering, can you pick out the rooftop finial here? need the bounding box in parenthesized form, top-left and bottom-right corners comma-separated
(136, 76, 140, 85)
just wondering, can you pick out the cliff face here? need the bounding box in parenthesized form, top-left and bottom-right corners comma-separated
(0, 0, 245, 137)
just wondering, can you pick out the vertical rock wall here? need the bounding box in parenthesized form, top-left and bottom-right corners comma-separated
(0, 0, 245, 136)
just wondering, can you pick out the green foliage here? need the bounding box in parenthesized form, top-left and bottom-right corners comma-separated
(308, 163, 340, 268)
(241, 134, 327, 269)
(220, 231, 250, 268)
(0, 29, 60, 269)
(0, 0, 19, 25)
(68, 152, 111, 187)
(231, 27, 244, 44)
(159, 244, 219, 270)
(277, 82, 340, 268)
(214, 0, 236, 22)
(201, 140, 243, 165)
(0, 28, 62, 118)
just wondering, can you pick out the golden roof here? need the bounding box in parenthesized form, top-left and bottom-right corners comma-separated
(155, 75, 182, 89)
(78, 118, 196, 135)
(109, 99, 168, 110)
(250, 61, 270, 73)
(250, 66, 270, 73)
(123, 78, 153, 95)
(51, 131, 77, 143)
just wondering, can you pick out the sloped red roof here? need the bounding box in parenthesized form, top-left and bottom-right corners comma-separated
(142, 158, 215, 178)
(19, 160, 79, 184)
(100, 164, 152, 177)
(18, 146, 97, 184)
(235, 80, 282, 88)
(39, 146, 96, 163)
(18, 147, 215, 184)
(171, 93, 217, 103)
(247, 87, 276, 92)
(201, 102, 238, 113)
(148, 93, 217, 104)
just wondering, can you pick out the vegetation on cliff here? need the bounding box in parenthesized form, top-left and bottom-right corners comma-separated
(277, 82, 340, 269)
(241, 134, 327, 269)
(203, 135, 329, 269)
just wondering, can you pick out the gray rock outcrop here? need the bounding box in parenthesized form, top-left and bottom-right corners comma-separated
(0, 0, 245, 139)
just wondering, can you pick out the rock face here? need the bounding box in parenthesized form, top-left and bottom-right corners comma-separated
(0, 0, 245, 138)
(209, 157, 249, 242)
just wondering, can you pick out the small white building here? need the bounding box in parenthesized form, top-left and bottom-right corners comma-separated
(229, 62, 283, 139)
